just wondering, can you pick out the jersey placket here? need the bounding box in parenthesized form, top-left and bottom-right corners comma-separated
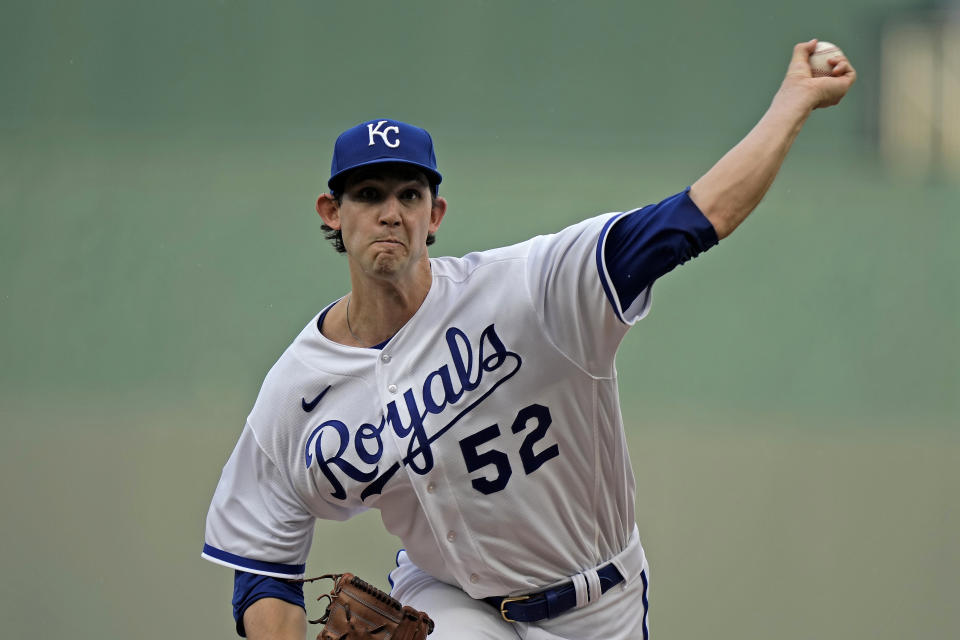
(375, 345, 509, 598)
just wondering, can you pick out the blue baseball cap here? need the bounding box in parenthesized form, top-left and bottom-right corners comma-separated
(328, 118, 442, 193)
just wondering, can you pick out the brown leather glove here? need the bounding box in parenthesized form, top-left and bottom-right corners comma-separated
(300, 573, 434, 640)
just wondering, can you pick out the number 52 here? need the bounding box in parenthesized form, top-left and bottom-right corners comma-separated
(457, 403, 560, 495)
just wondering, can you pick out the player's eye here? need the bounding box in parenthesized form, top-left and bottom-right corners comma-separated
(399, 189, 421, 201)
(355, 186, 380, 201)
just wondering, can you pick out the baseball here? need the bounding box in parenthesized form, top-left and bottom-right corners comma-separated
(809, 40, 845, 77)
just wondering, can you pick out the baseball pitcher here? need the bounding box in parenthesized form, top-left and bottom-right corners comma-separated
(201, 41, 855, 639)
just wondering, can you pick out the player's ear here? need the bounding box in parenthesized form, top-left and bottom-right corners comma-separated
(316, 193, 341, 229)
(428, 196, 447, 234)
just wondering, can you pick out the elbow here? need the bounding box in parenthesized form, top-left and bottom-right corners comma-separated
(689, 184, 734, 240)
(705, 211, 736, 240)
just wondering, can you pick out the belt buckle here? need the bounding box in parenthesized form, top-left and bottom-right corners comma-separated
(499, 594, 531, 623)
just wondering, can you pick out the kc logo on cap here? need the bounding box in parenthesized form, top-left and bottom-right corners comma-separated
(367, 120, 400, 148)
(328, 118, 443, 193)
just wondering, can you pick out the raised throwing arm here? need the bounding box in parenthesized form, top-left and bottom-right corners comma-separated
(690, 39, 856, 239)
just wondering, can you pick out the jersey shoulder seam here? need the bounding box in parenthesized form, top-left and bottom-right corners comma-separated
(526, 229, 620, 381)
(430, 252, 528, 285)
(530, 306, 617, 381)
(284, 341, 371, 386)
(243, 419, 284, 481)
(244, 417, 318, 514)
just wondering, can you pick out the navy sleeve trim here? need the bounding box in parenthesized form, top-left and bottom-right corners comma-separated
(603, 187, 718, 311)
(233, 570, 305, 637)
(595, 212, 630, 323)
(388, 548, 407, 590)
(202, 543, 306, 576)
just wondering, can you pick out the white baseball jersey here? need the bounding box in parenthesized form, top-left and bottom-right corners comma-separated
(203, 210, 653, 598)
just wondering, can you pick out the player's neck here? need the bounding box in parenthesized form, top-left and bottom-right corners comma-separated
(340, 260, 433, 347)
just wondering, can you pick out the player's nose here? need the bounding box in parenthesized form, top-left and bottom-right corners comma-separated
(378, 195, 402, 225)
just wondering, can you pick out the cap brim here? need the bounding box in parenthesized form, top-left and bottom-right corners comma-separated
(328, 158, 443, 192)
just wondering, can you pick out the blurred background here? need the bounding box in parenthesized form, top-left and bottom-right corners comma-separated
(1, 1, 957, 638)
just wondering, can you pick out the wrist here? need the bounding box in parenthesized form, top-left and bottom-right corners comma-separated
(768, 86, 815, 128)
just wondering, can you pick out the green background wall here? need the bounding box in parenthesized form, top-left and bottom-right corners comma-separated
(1, 1, 956, 638)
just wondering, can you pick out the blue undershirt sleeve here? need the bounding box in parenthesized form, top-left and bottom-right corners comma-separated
(232, 570, 305, 637)
(604, 187, 719, 310)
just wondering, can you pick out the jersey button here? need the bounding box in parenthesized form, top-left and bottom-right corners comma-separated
(387, 384, 398, 394)
(446, 530, 456, 542)
(469, 574, 479, 584)
(426, 482, 436, 494)
(381, 353, 391, 363)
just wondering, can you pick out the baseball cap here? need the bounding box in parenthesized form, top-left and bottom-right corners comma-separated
(328, 118, 442, 193)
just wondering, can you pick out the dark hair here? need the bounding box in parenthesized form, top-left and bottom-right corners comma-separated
(321, 183, 440, 254)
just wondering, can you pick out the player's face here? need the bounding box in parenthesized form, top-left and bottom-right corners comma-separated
(334, 167, 446, 280)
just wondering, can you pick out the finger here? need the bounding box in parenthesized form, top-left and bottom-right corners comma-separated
(836, 60, 857, 83)
(787, 39, 818, 76)
(831, 60, 850, 76)
(792, 39, 818, 64)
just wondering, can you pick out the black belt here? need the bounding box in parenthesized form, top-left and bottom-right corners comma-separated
(484, 563, 624, 623)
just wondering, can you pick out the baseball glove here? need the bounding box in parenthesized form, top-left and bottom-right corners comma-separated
(299, 573, 434, 640)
